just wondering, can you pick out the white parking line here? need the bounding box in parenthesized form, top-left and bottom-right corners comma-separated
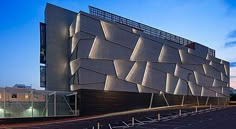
(145, 117, 154, 121)
(135, 119, 144, 124)
(108, 123, 112, 129)
(122, 121, 129, 127)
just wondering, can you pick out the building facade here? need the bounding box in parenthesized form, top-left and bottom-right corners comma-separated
(41, 4, 230, 116)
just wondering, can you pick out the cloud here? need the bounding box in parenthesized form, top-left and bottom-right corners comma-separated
(224, 30, 236, 47)
(225, 41, 236, 47)
(227, 30, 236, 38)
(230, 62, 236, 67)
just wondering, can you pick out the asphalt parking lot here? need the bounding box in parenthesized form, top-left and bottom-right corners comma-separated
(130, 106, 236, 129)
(1, 106, 235, 129)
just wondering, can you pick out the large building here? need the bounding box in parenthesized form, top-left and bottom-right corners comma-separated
(40, 3, 230, 116)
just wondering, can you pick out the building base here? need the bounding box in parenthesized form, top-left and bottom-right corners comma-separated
(75, 89, 228, 116)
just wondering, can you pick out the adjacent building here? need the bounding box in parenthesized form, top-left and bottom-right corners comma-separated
(40, 3, 230, 116)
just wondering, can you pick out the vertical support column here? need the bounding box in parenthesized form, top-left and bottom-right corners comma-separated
(132, 117, 135, 126)
(196, 96, 199, 106)
(179, 109, 182, 116)
(31, 90, 34, 117)
(205, 96, 209, 105)
(54, 91, 57, 116)
(157, 113, 161, 121)
(181, 95, 185, 106)
(3, 88, 6, 118)
(46, 95, 48, 117)
(161, 92, 169, 106)
(149, 93, 154, 109)
(75, 92, 77, 116)
(97, 122, 100, 129)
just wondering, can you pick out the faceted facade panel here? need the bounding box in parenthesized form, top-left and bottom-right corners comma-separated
(89, 37, 132, 60)
(130, 37, 162, 61)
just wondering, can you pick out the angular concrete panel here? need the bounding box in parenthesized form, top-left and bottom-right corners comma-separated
(130, 37, 162, 61)
(194, 72, 214, 87)
(209, 61, 225, 73)
(174, 79, 188, 95)
(179, 50, 210, 64)
(148, 62, 176, 74)
(73, 72, 79, 85)
(201, 87, 216, 97)
(79, 59, 116, 76)
(71, 32, 80, 53)
(105, 76, 138, 92)
(158, 45, 181, 63)
(114, 60, 134, 79)
(222, 87, 230, 96)
(166, 73, 179, 94)
(212, 79, 227, 87)
(137, 84, 160, 93)
(180, 64, 205, 74)
(206, 55, 221, 63)
(79, 68, 106, 84)
(89, 37, 132, 60)
(76, 39, 94, 58)
(70, 83, 105, 91)
(224, 64, 230, 76)
(142, 65, 166, 92)
(126, 62, 146, 84)
(101, 21, 139, 49)
(209, 87, 222, 94)
(79, 31, 95, 39)
(78, 13, 105, 38)
(174, 64, 196, 83)
(203, 64, 221, 80)
(188, 48, 207, 59)
(188, 82, 201, 96)
(221, 72, 229, 83)
(70, 59, 81, 75)
(70, 49, 77, 61)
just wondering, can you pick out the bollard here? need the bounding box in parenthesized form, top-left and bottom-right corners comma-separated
(195, 106, 198, 113)
(157, 113, 161, 121)
(179, 109, 182, 116)
(210, 104, 212, 110)
(97, 122, 100, 129)
(132, 117, 134, 126)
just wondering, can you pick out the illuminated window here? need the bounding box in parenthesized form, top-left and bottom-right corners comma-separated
(12, 93, 17, 98)
(25, 94, 29, 99)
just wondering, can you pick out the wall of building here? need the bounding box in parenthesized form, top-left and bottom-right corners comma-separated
(45, 3, 77, 91)
(68, 11, 230, 98)
(44, 4, 230, 116)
